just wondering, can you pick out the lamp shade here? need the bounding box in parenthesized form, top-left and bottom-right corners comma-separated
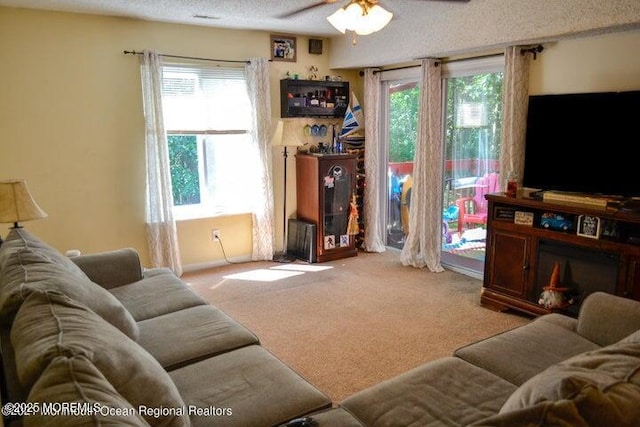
(0, 180, 48, 227)
(327, 8, 348, 34)
(327, 0, 393, 36)
(271, 120, 303, 148)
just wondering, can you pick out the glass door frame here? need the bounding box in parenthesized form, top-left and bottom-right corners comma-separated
(439, 55, 505, 279)
(378, 68, 422, 249)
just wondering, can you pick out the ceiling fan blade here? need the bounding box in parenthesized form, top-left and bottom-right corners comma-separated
(276, 0, 340, 19)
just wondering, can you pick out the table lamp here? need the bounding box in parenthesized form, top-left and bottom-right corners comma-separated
(0, 180, 48, 243)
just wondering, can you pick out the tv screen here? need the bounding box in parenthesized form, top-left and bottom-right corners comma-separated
(523, 90, 640, 198)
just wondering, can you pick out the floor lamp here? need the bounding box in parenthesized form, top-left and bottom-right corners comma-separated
(271, 120, 303, 262)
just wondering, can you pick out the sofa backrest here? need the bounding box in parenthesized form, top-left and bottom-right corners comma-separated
(0, 228, 138, 340)
(577, 291, 640, 346)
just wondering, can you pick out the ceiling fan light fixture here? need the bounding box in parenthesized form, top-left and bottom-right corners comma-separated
(327, 7, 348, 33)
(356, 4, 393, 34)
(344, 2, 364, 19)
(327, 0, 393, 36)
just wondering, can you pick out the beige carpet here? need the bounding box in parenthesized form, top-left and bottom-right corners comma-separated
(183, 250, 530, 403)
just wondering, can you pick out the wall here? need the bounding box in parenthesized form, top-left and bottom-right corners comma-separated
(0, 7, 358, 270)
(528, 30, 640, 94)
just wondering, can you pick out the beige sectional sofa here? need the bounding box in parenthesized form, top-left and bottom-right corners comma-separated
(341, 292, 640, 426)
(0, 228, 347, 426)
(2, 228, 640, 427)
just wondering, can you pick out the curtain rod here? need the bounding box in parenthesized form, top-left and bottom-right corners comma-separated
(364, 45, 543, 75)
(123, 50, 251, 64)
(365, 52, 502, 75)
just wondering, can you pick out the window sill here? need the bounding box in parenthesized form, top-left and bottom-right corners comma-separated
(173, 205, 251, 221)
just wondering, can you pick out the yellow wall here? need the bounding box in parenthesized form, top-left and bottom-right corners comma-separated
(529, 30, 640, 94)
(0, 7, 359, 269)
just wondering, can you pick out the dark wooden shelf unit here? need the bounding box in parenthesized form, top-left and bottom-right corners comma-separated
(280, 79, 349, 118)
(483, 193, 640, 317)
(296, 153, 358, 263)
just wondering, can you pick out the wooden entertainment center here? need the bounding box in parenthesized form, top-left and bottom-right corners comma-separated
(482, 193, 640, 317)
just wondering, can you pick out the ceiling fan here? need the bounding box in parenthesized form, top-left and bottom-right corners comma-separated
(277, 0, 471, 20)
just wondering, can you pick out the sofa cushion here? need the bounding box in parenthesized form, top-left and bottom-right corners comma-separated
(454, 316, 600, 385)
(493, 339, 640, 427)
(0, 327, 25, 404)
(109, 270, 206, 321)
(138, 305, 259, 370)
(620, 328, 640, 344)
(11, 290, 189, 427)
(0, 230, 138, 340)
(535, 312, 578, 331)
(169, 345, 331, 427)
(25, 355, 150, 427)
(305, 407, 365, 426)
(0, 228, 89, 279)
(340, 357, 517, 427)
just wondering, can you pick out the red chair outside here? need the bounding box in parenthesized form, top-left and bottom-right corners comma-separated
(455, 173, 500, 234)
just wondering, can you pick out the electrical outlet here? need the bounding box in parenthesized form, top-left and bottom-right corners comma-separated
(212, 229, 221, 241)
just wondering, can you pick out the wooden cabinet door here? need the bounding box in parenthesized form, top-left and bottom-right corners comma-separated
(486, 229, 530, 298)
(625, 256, 640, 301)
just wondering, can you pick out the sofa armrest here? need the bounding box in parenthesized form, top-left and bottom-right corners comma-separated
(71, 248, 143, 289)
(576, 291, 640, 346)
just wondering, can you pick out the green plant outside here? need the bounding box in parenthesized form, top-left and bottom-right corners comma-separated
(388, 73, 503, 163)
(444, 73, 504, 162)
(168, 135, 200, 206)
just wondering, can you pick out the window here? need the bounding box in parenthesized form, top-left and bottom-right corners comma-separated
(161, 64, 259, 219)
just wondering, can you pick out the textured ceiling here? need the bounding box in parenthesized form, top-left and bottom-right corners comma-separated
(2, 0, 639, 69)
(0, 0, 474, 37)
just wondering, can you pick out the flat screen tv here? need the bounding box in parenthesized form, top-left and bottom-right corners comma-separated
(522, 90, 640, 198)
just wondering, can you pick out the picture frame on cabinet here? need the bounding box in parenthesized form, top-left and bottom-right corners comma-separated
(577, 215, 601, 239)
(493, 206, 517, 221)
(271, 34, 297, 62)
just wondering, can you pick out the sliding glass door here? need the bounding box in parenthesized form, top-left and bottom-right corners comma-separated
(379, 58, 504, 278)
(440, 63, 504, 276)
(382, 76, 419, 249)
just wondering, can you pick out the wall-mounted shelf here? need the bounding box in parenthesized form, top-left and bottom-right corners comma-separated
(280, 79, 349, 118)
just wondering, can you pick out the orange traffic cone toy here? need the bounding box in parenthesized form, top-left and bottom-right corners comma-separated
(538, 262, 572, 309)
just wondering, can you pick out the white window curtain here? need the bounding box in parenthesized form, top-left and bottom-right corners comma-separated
(139, 50, 183, 276)
(245, 58, 275, 260)
(500, 46, 531, 189)
(363, 68, 386, 253)
(400, 58, 444, 272)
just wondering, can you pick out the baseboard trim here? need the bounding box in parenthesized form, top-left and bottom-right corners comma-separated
(182, 255, 253, 273)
